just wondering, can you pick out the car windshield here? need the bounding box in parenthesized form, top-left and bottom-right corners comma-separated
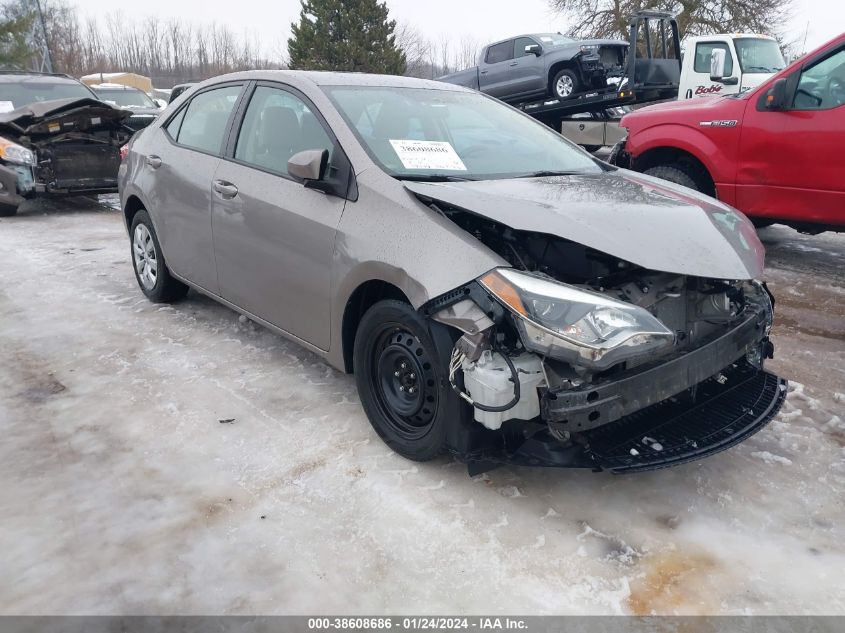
(323, 86, 602, 181)
(0, 81, 94, 110)
(96, 89, 156, 108)
(735, 38, 785, 73)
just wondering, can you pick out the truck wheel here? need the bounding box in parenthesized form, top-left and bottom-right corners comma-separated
(130, 209, 189, 303)
(552, 69, 580, 100)
(643, 165, 700, 191)
(0, 203, 18, 217)
(353, 299, 466, 462)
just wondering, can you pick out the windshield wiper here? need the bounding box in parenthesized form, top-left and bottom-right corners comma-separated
(514, 170, 586, 178)
(397, 174, 475, 182)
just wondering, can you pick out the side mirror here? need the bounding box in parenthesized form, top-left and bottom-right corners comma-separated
(709, 48, 726, 81)
(720, 76, 739, 85)
(288, 149, 330, 190)
(764, 78, 789, 110)
(524, 44, 541, 56)
(154, 98, 167, 109)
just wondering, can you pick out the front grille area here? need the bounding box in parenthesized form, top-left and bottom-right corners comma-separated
(45, 142, 121, 191)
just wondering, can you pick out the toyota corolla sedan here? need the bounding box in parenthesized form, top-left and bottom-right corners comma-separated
(119, 71, 785, 474)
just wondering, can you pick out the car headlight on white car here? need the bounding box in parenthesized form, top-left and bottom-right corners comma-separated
(479, 268, 675, 370)
(0, 136, 36, 167)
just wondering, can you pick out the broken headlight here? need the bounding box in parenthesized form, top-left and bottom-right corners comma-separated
(479, 268, 674, 370)
(0, 136, 36, 167)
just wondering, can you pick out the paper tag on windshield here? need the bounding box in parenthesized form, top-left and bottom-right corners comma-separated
(0, 101, 14, 113)
(389, 140, 467, 171)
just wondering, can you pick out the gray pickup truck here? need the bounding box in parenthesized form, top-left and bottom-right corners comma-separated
(439, 33, 627, 103)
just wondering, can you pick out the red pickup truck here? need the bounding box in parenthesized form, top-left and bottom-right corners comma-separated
(610, 33, 845, 234)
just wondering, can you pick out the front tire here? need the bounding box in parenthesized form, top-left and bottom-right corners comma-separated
(353, 299, 463, 461)
(552, 69, 580, 100)
(0, 202, 19, 217)
(643, 164, 700, 191)
(130, 209, 188, 303)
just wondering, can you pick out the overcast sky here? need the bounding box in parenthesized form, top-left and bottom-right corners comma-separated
(69, 0, 843, 60)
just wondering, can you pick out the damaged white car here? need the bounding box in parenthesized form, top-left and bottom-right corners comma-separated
(119, 71, 786, 474)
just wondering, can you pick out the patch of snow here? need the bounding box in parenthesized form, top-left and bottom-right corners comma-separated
(751, 451, 793, 466)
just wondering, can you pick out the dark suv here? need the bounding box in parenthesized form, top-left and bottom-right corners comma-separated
(0, 71, 132, 216)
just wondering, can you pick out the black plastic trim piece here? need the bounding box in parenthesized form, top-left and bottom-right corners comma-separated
(541, 313, 765, 431)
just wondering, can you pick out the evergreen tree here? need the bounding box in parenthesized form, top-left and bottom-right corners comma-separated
(0, 7, 34, 70)
(288, 0, 406, 75)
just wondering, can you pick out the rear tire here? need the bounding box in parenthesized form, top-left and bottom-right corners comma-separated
(353, 299, 464, 462)
(643, 164, 700, 191)
(551, 69, 580, 100)
(581, 144, 602, 153)
(0, 203, 18, 217)
(130, 209, 188, 303)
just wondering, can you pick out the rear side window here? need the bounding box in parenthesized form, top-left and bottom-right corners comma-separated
(174, 85, 242, 154)
(234, 85, 333, 176)
(694, 42, 733, 75)
(486, 41, 513, 64)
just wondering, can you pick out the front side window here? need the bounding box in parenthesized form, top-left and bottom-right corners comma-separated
(486, 41, 513, 64)
(794, 48, 845, 110)
(234, 86, 333, 176)
(514, 37, 539, 58)
(324, 86, 601, 180)
(694, 42, 733, 75)
(175, 85, 242, 154)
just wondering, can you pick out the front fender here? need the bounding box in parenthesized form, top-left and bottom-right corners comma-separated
(624, 122, 736, 187)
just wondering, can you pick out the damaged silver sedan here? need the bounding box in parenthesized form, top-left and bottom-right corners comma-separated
(119, 71, 785, 474)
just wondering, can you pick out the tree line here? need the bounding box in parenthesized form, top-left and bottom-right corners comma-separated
(0, 0, 791, 87)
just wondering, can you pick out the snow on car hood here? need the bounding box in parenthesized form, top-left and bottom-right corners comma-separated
(404, 170, 764, 280)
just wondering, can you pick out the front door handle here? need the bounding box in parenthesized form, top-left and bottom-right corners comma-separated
(480, 70, 488, 75)
(509, 61, 518, 66)
(145, 155, 162, 169)
(213, 179, 239, 199)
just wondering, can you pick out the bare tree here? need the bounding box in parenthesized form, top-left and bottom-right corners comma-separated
(547, 0, 792, 40)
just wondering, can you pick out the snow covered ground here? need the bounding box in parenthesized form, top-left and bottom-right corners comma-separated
(1, 198, 843, 615)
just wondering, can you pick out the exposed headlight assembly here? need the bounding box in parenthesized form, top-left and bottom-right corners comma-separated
(479, 269, 675, 370)
(0, 136, 36, 167)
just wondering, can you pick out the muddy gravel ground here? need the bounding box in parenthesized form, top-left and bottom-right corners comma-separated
(1, 197, 843, 615)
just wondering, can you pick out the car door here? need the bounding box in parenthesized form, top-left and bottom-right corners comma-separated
(211, 83, 348, 350)
(144, 83, 244, 293)
(480, 40, 516, 98)
(736, 46, 845, 225)
(508, 37, 545, 96)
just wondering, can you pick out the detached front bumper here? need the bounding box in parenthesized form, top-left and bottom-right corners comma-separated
(541, 312, 771, 432)
(467, 362, 786, 474)
(464, 312, 785, 474)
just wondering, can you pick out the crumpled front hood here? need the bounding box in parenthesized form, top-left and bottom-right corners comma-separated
(0, 98, 131, 135)
(404, 170, 764, 280)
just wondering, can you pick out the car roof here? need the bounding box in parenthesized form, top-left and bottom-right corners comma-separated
(0, 72, 83, 84)
(201, 70, 472, 92)
(92, 84, 144, 91)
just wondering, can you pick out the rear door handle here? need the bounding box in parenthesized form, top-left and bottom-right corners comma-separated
(509, 61, 518, 66)
(213, 180, 239, 199)
(145, 155, 162, 169)
(480, 70, 488, 75)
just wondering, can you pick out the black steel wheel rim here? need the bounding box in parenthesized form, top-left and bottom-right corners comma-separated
(370, 325, 439, 440)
